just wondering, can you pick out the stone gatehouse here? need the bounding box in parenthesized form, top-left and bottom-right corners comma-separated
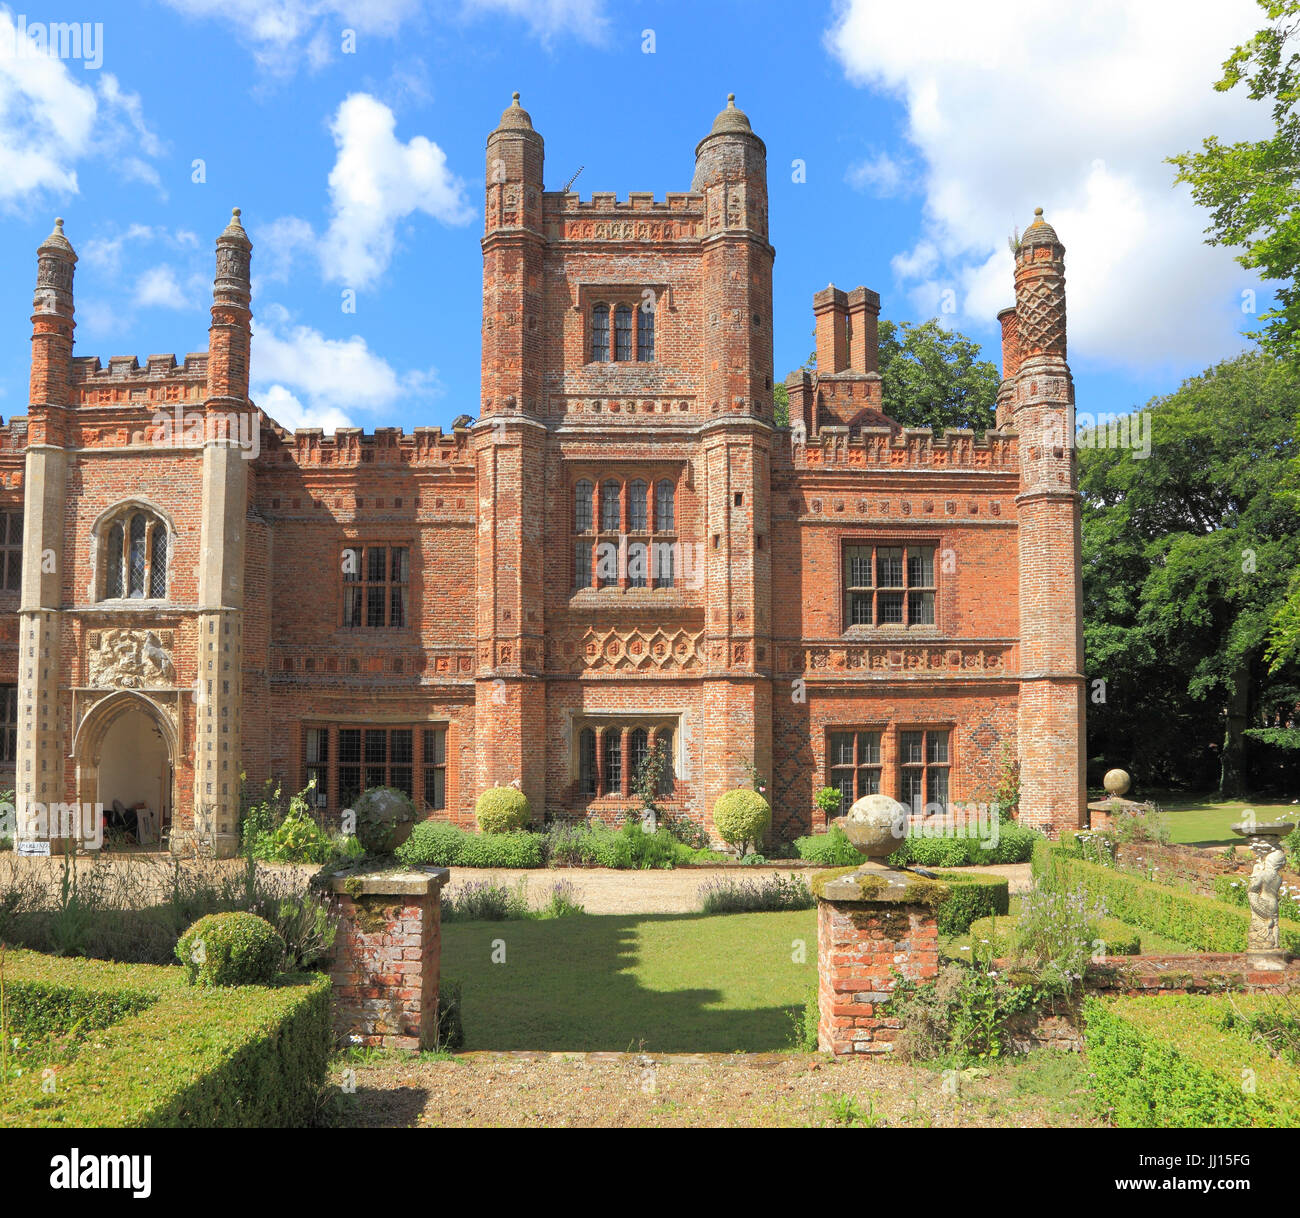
(0, 94, 1084, 855)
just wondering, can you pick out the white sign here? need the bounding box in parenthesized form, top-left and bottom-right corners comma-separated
(16, 840, 51, 857)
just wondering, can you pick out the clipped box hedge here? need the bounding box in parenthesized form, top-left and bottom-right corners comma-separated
(1034, 838, 1300, 955)
(0, 950, 331, 1128)
(929, 870, 1009, 935)
(1084, 993, 1300, 1127)
(964, 911, 1142, 957)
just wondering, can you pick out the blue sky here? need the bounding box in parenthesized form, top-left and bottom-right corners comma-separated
(0, 0, 1277, 434)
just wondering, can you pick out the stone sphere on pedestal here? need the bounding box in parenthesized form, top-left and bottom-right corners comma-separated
(1103, 769, 1130, 797)
(836, 793, 909, 862)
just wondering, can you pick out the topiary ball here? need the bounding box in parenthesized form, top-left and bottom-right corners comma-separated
(353, 786, 417, 855)
(476, 786, 531, 834)
(175, 911, 284, 987)
(713, 789, 772, 855)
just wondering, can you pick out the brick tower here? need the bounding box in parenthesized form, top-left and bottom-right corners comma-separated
(17, 219, 76, 837)
(475, 93, 548, 811)
(1011, 209, 1085, 833)
(693, 96, 776, 830)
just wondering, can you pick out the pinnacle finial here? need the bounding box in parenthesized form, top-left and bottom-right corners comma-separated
(55, 217, 64, 230)
(512, 91, 520, 103)
(1034, 206, 1043, 218)
(232, 206, 241, 220)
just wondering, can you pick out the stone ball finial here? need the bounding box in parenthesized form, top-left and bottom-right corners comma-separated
(1020, 205, 1060, 250)
(40, 215, 76, 258)
(837, 793, 909, 862)
(496, 90, 534, 132)
(1103, 768, 1130, 797)
(706, 92, 753, 137)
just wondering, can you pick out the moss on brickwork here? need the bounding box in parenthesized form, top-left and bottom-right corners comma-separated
(810, 864, 951, 908)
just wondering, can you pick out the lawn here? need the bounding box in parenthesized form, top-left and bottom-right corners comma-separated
(1147, 795, 1298, 848)
(441, 910, 817, 1053)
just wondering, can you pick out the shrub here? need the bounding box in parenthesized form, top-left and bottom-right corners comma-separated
(888, 820, 1042, 867)
(456, 830, 546, 869)
(443, 878, 530, 922)
(0, 950, 330, 1128)
(1084, 993, 1300, 1127)
(891, 954, 1036, 1063)
(476, 787, 532, 834)
(251, 799, 335, 864)
(1035, 838, 1300, 955)
(661, 812, 710, 852)
(713, 789, 772, 855)
(794, 824, 862, 866)
(1012, 878, 1107, 993)
(435, 978, 464, 1051)
(175, 912, 284, 987)
(353, 786, 417, 855)
(930, 871, 1010, 935)
(539, 879, 586, 918)
(396, 822, 546, 869)
(396, 821, 467, 867)
(965, 911, 1141, 958)
(788, 982, 819, 1052)
(814, 786, 844, 821)
(698, 873, 814, 914)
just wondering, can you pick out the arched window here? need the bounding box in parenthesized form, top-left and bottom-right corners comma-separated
(655, 479, 675, 531)
(102, 507, 169, 601)
(614, 305, 633, 361)
(637, 303, 654, 361)
(629, 728, 649, 782)
(579, 728, 597, 795)
(600, 480, 621, 532)
(591, 304, 610, 362)
(602, 730, 622, 795)
(574, 479, 593, 532)
(628, 480, 647, 531)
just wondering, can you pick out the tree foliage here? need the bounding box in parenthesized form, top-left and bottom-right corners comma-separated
(1081, 352, 1300, 794)
(1170, 0, 1300, 365)
(775, 320, 998, 432)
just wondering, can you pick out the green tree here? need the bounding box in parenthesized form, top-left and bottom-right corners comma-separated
(775, 320, 998, 432)
(1081, 352, 1300, 795)
(876, 319, 998, 431)
(1170, 0, 1300, 365)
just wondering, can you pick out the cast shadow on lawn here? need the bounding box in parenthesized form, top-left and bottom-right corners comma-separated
(440, 911, 815, 1055)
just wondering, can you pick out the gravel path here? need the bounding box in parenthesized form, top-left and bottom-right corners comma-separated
(444, 861, 1034, 914)
(339, 1049, 1098, 1128)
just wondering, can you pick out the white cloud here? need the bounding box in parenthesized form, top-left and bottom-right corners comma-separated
(251, 214, 318, 286)
(0, 11, 164, 209)
(160, 0, 606, 73)
(134, 264, 194, 310)
(250, 302, 439, 432)
(322, 93, 473, 288)
(826, 0, 1274, 371)
(846, 151, 908, 198)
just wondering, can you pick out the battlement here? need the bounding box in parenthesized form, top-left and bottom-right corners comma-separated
(261, 422, 474, 468)
(782, 425, 1019, 472)
(70, 353, 209, 407)
(543, 191, 702, 214)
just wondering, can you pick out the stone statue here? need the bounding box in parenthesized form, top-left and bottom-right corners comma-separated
(1246, 842, 1285, 953)
(1232, 818, 1295, 971)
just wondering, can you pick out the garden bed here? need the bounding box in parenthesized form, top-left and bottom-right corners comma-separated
(0, 950, 331, 1127)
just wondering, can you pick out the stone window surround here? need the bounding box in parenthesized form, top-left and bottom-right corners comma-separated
(89, 498, 176, 604)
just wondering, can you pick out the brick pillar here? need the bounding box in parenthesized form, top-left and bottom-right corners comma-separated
(812, 864, 948, 1057)
(329, 867, 450, 1051)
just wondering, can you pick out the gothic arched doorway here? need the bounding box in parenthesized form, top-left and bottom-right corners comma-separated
(74, 691, 176, 849)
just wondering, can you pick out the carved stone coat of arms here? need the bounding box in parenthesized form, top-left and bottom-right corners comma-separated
(88, 629, 176, 689)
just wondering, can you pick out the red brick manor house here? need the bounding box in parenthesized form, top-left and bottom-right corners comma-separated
(1, 93, 1084, 856)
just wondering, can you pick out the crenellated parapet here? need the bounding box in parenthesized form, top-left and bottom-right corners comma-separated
(70, 354, 209, 406)
(778, 425, 1018, 472)
(543, 192, 704, 243)
(257, 423, 475, 470)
